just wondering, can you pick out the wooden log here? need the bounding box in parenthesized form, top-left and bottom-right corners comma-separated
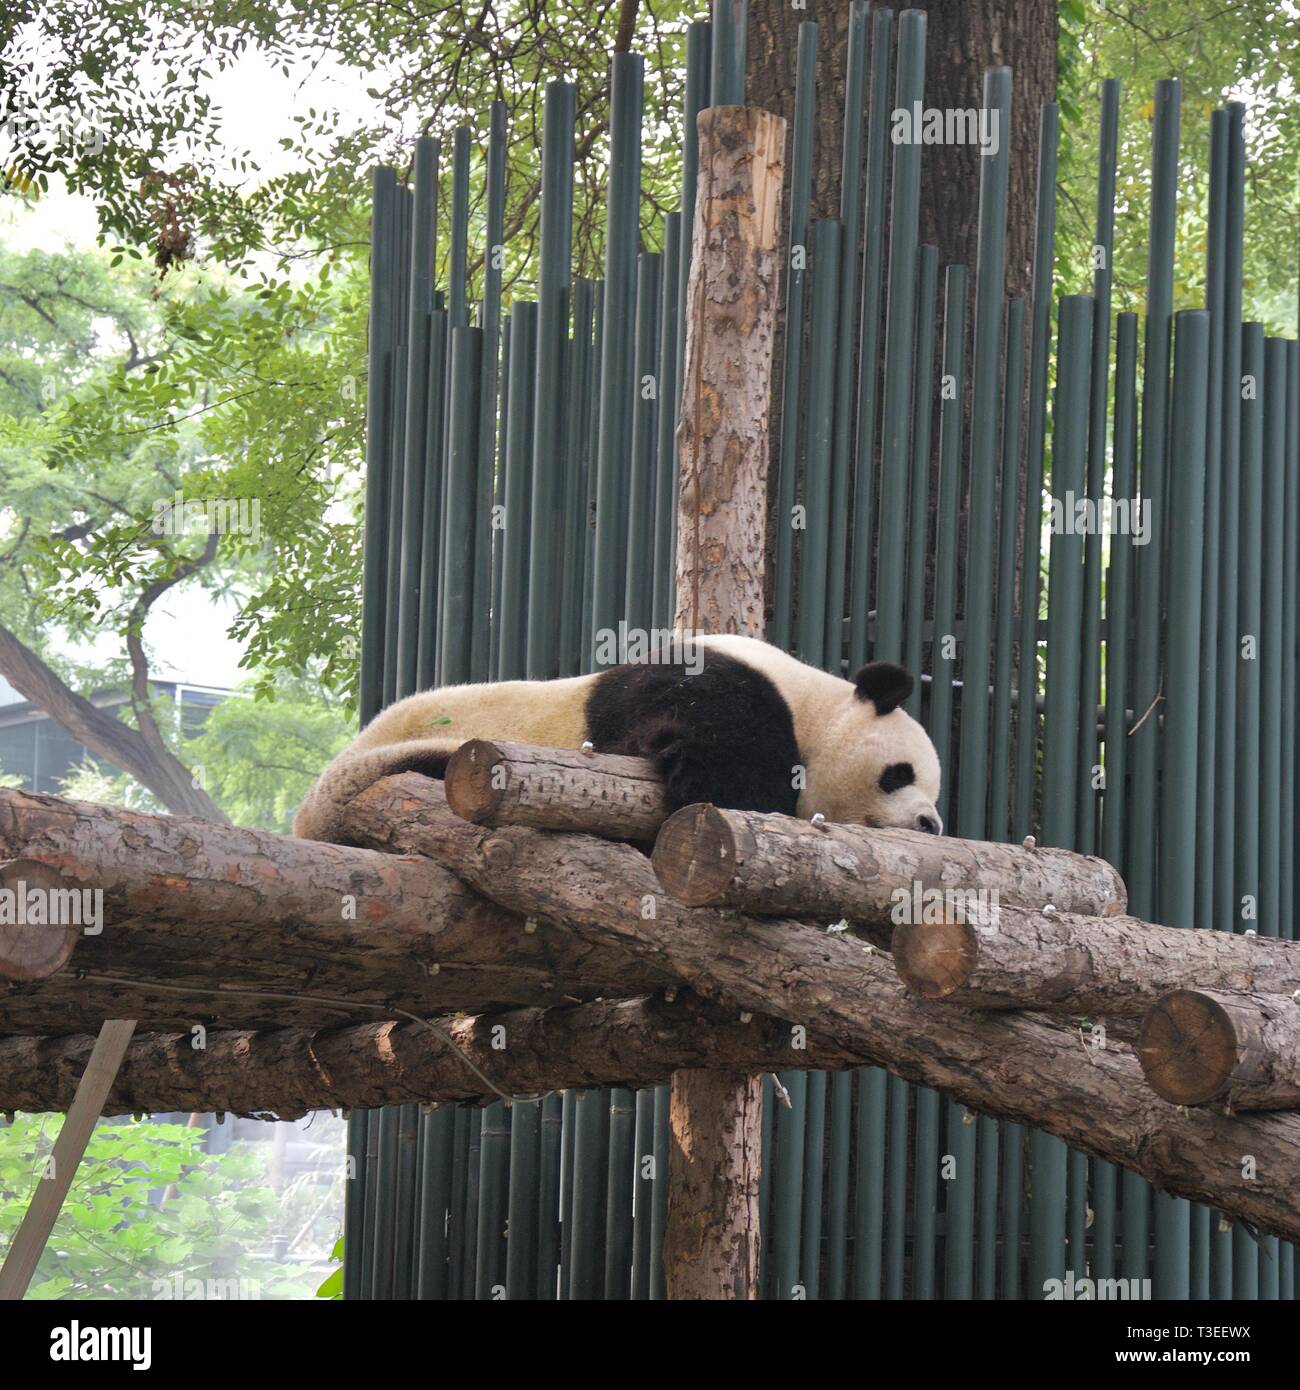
(1139, 989, 1300, 1111)
(0, 858, 83, 982)
(673, 105, 785, 637)
(445, 738, 666, 839)
(342, 771, 1300, 1243)
(651, 804, 1127, 939)
(893, 909, 1300, 1016)
(0, 786, 673, 1032)
(666, 97, 787, 1300)
(0, 995, 858, 1118)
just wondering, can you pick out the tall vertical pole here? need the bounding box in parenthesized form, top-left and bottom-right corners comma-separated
(665, 96, 785, 1299)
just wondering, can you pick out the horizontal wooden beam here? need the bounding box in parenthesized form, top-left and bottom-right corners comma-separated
(0, 994, 858, 1118)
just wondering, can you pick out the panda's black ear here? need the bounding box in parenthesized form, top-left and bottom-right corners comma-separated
(854, 662, 913, 715)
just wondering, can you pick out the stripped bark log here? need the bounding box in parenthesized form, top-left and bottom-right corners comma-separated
(0, 786, 673, 1032)
(892, 910, 1300, 1016)
(1138, 989, 1300, 1111)
(341, 772, 1300, 1243)
(0, 995, 857, 1118)
(445, 739, 666, 839)
(651, 804, 1127, 937)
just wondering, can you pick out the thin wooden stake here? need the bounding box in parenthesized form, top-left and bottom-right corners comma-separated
(0, 1019, 137, 1300)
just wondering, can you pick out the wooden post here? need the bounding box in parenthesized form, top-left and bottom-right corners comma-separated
(664, 101, 784, 1299)
(0, 1019, 137, 1300)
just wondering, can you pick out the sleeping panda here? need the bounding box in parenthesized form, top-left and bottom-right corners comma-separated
(292, 634, 942, 843)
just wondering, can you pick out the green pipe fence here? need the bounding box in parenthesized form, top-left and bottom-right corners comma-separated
(344, 7, 1299, 1300)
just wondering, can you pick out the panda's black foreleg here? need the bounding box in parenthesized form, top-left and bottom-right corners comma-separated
(644, 719, 799, 817)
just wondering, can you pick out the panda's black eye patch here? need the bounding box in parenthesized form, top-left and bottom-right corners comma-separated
(879, 762, 915, 794)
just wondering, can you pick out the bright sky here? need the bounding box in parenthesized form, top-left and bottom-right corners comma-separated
(1, 40, 385, 700)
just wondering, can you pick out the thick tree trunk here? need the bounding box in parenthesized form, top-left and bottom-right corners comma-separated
(340, 773, 1300, 1244)
(0, 622, 228, 823)
(445, 739, 666, 838)
(1139, 989, 1300, 1112)
(651, 802, 1125, 926)
(0, 995, 858, 1119)
(894, 911, 1300, 1017)
(0, 785, 674, 1032)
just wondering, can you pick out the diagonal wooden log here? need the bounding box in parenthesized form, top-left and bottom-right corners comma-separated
(1139, 989, 1300, 1111)
(0, 786, 673, 1032)
(445, 739, 666, 839)
(0, 994, 859, 1119)
(893, 909, 1300, 1017)
(340, 772, 1300, 1244)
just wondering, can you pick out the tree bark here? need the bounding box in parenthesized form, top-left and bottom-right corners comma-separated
(662, 1070, 763, 1299)
(1139, 989, 1300, 1112)
(894, 911, 1300, 1017)
(0, 994, 859, 1120)
(0, 785, 673, 1032)
(0, 621, 228, 823)
(674, 104, 785, 637)
(340, 773, 1300, 1244)
(445, 739, 665, 839)
(651, 803, 1125, 930)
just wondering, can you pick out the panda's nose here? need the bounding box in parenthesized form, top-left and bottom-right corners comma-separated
(916, 813, 942, 836)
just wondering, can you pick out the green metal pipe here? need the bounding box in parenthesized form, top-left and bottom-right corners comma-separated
(649, 1085, 669, 1300)
(771, 20, 818, 651)
(417, 1106, 454, 1299)
(871, 9, 928, 665)
(824, 1071, 852, 1299)
(799, 1070, 827, 1299)
(1014, 103, 1060, 838)
(795, 218, 842, 667)
(709, 0, 747, 106)
(630, 1089, 656, 1299)
(652, 217, 682, 633)
(526, 81, 575, 680)
(416, 310, 450, 691)
(623, 253, 663, 631)
(1073, 78, 1119, 855)
(392, 1103, 420, 1297)
(929, 263, 970, 826)
(988, 298, 1027, 836)
(954, 64, 1012, 835)
(851, 1067, 886, 1298)
(902, 246, 939, 712)
(447, 126, 470, 331)
(822, 0, 870, 663)
(474, 1102, 510, 1298)
(438, 327, 484, 684)
(568, 1089, 609, 1299)
(489, 313, 512, 681)
(559, 279, 597, 677)
(505, 1099, 541, 1300)
(1029, 294, 1094, 1297)
(498, 303, 538, 681)
(590, 52, 643, 663)
(847, 5, 896, 665)
(604, 1087, 636, 1298)
(536, 1092, 563, 1300)
(460, 1108, 482, 1299)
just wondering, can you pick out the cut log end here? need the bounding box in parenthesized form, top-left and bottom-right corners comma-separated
(0, 858, 84, 982)
(1139, 989, 1238, 1106)
(444, 739, 506, 823)
(651, 804, 740, 906)
(892, 919, 980, 998)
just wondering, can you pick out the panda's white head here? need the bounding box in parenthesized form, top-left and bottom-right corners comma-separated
(799, 661, 943, 834)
